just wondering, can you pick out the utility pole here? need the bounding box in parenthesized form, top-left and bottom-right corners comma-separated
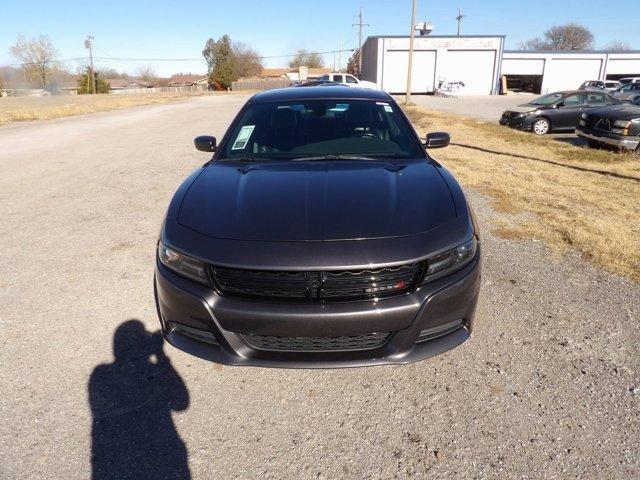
(456, 8, 465, 36)
(352, 7, 369, 76)
(84, 35, 95, 94)
(338, 39, 342, 72)
(405, 0, 417, 104)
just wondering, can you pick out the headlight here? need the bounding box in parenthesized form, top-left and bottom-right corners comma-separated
(516, 111, 533, 118)
(614, 120, 631, 128)
(158, 242, 208, 284)
(423, 237, 478, 282)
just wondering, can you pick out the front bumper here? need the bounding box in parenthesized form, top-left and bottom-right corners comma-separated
(576, 126, 640, 150)
(154, 250, 481, 368)
(499, 114, 534, 131)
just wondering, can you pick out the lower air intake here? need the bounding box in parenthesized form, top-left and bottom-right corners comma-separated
(242, 332, 391, 352)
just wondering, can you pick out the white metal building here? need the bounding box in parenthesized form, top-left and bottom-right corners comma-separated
(361, 35, 505, 95)
(502, 51, 640, 93)
(360, 34, 640, 95)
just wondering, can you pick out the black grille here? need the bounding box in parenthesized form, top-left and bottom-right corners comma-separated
(242, 332, 391, 352)
(209, 263, 423, 302)
(588, 116, 612, 131)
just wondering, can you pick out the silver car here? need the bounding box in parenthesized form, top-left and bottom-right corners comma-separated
(613, 82, 640, 102)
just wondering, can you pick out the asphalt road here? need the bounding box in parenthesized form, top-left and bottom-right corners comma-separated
(1, 95, 638, 479)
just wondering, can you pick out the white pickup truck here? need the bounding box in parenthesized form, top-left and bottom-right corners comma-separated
(319, 73, 378, 89)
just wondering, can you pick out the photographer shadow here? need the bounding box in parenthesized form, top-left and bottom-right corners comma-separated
(89, 319, 190, 480)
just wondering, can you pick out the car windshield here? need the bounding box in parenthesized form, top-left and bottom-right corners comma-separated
(218, 99, 424, 159)
(530, 93, 564, 105)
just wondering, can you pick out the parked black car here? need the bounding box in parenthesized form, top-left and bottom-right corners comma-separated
(155, 86, 481, 368)
(500, 90, 621, 135)
(576, 96, 640, 152)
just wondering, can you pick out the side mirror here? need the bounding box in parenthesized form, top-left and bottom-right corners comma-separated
(194, 135, 216, 152)
(425, 131, 450, 149)
(556, 101, 566, 108)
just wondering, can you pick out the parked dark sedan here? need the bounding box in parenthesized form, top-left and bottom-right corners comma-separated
(500, 90, 621, 135)
(576, 96, 640, 152)
(154, 86, 481, 368)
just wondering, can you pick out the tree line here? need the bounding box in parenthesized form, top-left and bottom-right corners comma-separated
(3, 26, 633, 93)
(519, 23, 631, 51)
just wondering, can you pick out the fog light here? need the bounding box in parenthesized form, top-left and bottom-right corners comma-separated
(415, 319, 464, 343)
(168, 322, 220, 345)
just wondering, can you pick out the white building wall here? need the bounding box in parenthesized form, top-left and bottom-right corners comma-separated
(502, 51, 640, 94)
(362, 36, 504, 95)
(606, 55, 640, 75)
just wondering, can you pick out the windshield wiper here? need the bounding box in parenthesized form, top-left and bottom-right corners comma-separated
(217, 156, 258, 162)
(290, 154, 379, 162)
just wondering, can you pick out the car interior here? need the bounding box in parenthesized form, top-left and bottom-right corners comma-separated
(222, 100, 421, 157)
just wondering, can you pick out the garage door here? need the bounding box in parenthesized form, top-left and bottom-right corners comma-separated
(543, 58, 602, 92)
(443, 50, 497, 95)
(606, 58, 640, 75)
(382, 50, 436, 93)
(502, 58, 544, 75)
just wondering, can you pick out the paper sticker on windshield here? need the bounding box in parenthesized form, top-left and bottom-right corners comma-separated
(232, 125, 255, 150)
(377, 101, 393, 112)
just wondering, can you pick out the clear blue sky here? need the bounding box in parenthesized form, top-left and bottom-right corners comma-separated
(1, 0, 637, 76)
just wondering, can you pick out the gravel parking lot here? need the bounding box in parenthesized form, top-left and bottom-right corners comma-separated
(1, 95, 638, 479)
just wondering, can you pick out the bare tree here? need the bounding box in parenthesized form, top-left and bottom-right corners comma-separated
(9, 34, 58, 89)
(519, 23, 594, 51)
(545, 24, 594, 50)
(518, 37, 551, 51)
(232, 42, 263, 78)
(288, 49, 325, 69)
(137, 64, 157, 84)
(601, 40, 632, 51)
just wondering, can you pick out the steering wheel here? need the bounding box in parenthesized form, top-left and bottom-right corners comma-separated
(354, 132, 378, 139)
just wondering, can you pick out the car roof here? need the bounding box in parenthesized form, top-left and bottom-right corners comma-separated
(249, 86, 392, 103)
(553, 90, 611, 95)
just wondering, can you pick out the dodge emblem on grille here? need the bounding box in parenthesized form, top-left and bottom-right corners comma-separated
(595, 118, 611, 131)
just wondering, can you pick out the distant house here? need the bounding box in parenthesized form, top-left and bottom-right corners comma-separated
(260, 68, 290, 79)
(168, 74, 208, 87)
(306, 67, 333, 80)
(106, 79, 153, 91)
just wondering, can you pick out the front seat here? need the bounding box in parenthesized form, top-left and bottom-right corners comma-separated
(344, 103, 383, 138)
(269, 108, 299, 152)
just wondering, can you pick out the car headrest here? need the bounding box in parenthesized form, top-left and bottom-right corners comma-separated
(345, 104, 374, 127)
(271, 108, 298, 129)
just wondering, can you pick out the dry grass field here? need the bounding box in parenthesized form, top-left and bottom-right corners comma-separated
(0, 91, 244, 126)
(404, 105, 640, 282)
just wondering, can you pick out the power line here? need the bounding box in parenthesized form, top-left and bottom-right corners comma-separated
(0, 57, 89, 67)
(0, 47, 357, 70)
(90, 49, 356, 62)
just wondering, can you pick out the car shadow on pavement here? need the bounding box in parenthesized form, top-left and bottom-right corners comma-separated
(88, 319, 191, 480)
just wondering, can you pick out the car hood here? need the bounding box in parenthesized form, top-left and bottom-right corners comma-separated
(507, 104, 540, 113)
(586, 103, 640, 120)
(177, 159, 456, 242)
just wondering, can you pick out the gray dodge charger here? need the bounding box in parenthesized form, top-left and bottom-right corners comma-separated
(154, 86, 481, 368)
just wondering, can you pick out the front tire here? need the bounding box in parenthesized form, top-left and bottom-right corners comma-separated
(532, 117, 550, 135)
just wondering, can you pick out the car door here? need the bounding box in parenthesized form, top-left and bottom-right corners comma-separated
(553, 93, 587, 129)
(345, 75, 359, 86)
(585, 92, 608, 110)
(333, 74, 345, 84)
